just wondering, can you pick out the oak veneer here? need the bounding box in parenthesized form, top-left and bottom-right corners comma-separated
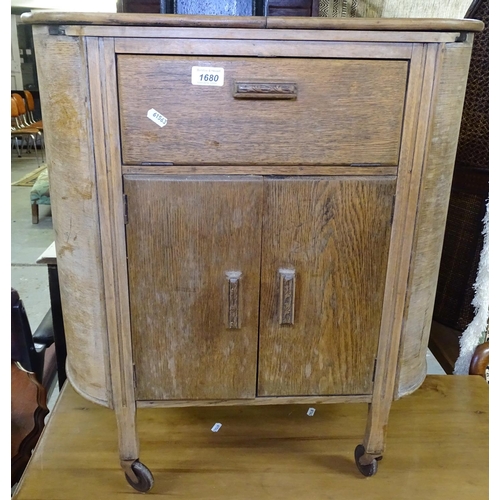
(22, 11, 483, 31)
(125, 175, 263, 400)
(117, 56, 407, 165)
(24, 12, 482, 492)
(258, 176, 395, 396)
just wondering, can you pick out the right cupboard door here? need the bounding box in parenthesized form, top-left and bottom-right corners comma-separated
(258, 176, 396, 396)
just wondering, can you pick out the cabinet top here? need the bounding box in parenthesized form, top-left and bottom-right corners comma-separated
(21, 12, 483, 32)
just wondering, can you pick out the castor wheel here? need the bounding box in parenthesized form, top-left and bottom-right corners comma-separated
(123, 460, 154, 492)
(354, 444, 379, 477)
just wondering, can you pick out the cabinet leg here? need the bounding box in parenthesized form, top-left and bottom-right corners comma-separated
(115, 406, 154, 492)
(354, 401, 389, 476)
(115, 405, 139, 462)
(362, 401, 388, 458)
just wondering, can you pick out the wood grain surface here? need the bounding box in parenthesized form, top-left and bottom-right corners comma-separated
(122, 165, 399, 176)
(20, 11, 484, 32)
(87, 36, 140, 460)
(258, 176, 396, 396)
(62, 25, 463, 43)
(12, 376, 488, 500)
(124, 175, 263, 400)
(117, 56, 407, 166)
(396, 40, 474, 398)
(137, 393, 371, 407)
(27, 18, 481, 485)
(31, 27, 110, 406)
(115, 38, 413, 58)
(361, 43, 433, 457)
(265, 16, 483, 32)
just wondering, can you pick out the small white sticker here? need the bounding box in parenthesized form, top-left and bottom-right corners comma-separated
(211, 423, 222, 432)
(147, 108, 168, 128)
(192, 66, 224, 87)
(307, 408, 316, 417)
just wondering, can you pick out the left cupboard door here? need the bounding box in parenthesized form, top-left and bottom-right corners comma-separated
(124, 175, 263, 400)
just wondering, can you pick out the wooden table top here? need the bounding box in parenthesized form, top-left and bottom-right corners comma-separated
(13, 375, 488, 500)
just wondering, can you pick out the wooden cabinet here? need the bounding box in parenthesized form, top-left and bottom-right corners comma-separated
(24, 11, 483, 493)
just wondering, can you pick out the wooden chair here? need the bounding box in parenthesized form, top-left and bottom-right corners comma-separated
(11, 97, 44, 166)
(12, 93, 32, 129)
(18, 91, 45, 152)
(11, 288, 56, 486)
(23, 90, 44, 130)
(469, 341, 489, 379)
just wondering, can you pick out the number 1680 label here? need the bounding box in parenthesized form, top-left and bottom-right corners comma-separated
(191, 66, 224, 87)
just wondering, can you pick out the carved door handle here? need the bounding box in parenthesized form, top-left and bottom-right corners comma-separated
(226, 271, 242, 329)
(233, 82, 298, 100)
(278, 268, 296, 325)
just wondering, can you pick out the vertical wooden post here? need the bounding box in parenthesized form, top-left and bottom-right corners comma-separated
(87, 36, 139, 463)
(362, 43, 440, 459)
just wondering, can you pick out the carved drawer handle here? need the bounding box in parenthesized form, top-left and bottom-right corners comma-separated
(233, 82, 298, 100)
(279, 268, 296, 325)
(226, 271, 242, 329)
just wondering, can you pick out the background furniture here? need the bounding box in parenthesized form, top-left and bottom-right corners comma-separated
(11, 289, 55, 486)
(267, 0, 319, 16)
(469, 340, 489, 378)
(122, 0, 472, 17)
(429, 0, 489, 373)
(23, 90, 43, 130)
(11, 375, 488, 499)
(117, 0, 177, 13)
(30, 167, 50, 224)
(11, 96, 42, 166)
(317, 0, 474, 18)
(36, 242, 67, 389)
(25, 11, 482, 492)
(117, 0, 266, 15)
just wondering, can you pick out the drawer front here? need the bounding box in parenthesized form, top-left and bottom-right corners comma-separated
(117, 56, 408, 166)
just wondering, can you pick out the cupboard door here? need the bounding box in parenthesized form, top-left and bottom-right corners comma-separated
(124, 175, 263, 400)
(258, 176, 396, 396)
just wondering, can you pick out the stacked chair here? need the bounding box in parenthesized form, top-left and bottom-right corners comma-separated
(23, 90, 44, 132)
(11, 93, 44, 166)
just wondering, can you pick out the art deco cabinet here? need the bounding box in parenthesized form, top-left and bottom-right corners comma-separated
(23, 12, 482, 492)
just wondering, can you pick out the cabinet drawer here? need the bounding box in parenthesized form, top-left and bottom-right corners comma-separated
(117, 56, 408, 166)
